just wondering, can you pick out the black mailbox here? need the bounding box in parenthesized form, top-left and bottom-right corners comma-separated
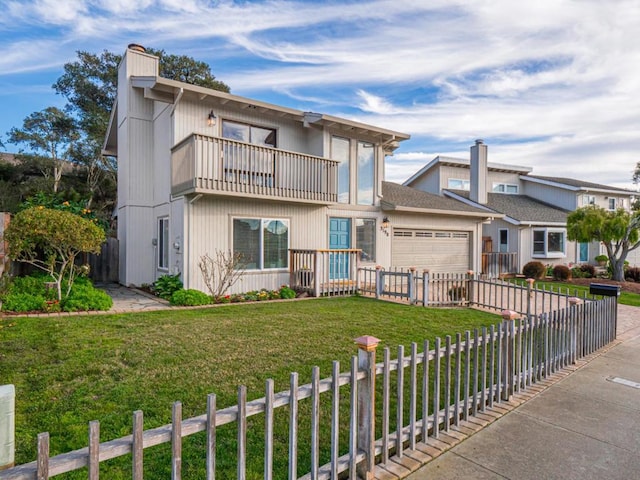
(589, 283, 621, 297)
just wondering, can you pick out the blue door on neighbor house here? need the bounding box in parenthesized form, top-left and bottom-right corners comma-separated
(579, 242, 589, 263)
(329, 217, 351, 279)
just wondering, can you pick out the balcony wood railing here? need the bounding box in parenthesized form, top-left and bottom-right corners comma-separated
(171, 134, 338, 204)
(482, 252, 518, 278)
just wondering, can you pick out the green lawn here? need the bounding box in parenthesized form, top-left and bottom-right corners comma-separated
(509, 279, 640, 306)
(1, 297, 499, 479)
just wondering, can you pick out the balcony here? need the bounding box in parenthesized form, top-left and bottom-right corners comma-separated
(171, 134, 338, 204)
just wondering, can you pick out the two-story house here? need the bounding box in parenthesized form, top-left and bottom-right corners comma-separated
(103, 45, 495, 294)
(405, 140, 638, 274)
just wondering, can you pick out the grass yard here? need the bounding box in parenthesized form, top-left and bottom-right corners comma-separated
(1, 296, 499, 479)
(509, 278, 640, 306)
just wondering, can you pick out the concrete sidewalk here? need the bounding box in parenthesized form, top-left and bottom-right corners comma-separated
(406, 304, 640, 480)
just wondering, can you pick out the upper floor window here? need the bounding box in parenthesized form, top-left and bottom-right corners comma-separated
(222, 120, 276, 147)
(357, 142, 375, 205)
(233, 218, 289, 270)
(532, 228, 566, 258)
(492, 183, 518, 194)
(582, 194, 595, 206)
(608, 198, 616, 210)
(448, 179, 470, 190)
(332, 136, 350, 203)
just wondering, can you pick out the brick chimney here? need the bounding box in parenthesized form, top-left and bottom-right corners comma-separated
(470, 139, 488, 204)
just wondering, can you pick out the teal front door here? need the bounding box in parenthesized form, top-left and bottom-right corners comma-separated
(329, 217, 351, 279)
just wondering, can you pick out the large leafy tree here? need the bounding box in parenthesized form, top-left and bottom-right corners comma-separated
(6, 107, 79, 193)
(4, 207, 105, 300)
(567, 206, 640, 281)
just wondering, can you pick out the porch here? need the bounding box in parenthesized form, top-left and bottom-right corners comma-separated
(289, 248, 361, 296)
(171, 134, 338, 204)
(481, 252, 518, 277)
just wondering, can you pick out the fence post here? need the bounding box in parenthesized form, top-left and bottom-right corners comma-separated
(409, 267, 417, 304)
(568, 297, 582, 364)
(355, 335, 380, 480)
(313, 251, 321, 298)
(501, 311, 518, 400)
(0, 385, 15, 471)
(466, 270, 474, 306)
(526, 278, 535, 317)
(422, 270, 429, 307)
(375, 266, 383, 299)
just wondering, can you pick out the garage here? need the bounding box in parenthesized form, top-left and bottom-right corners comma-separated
(392, 229, 471, 274)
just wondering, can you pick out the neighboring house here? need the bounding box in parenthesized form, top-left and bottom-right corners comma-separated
(405, 140, 639, 273)
(103, 45, 495, 293)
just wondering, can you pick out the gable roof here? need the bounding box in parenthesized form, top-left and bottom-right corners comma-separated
(446, 190, 568, 226)
(381, 182, 498, 218)
(404, 155, 532, 186)
(521, 175, 636, 195)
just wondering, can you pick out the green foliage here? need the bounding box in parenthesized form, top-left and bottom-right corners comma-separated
(1, 292, 46, 312)
(170, 289, 212, 306)
(552, 265, 571, 281)
(4, 207, 106, 300)
(523, 261, 546, 279)
(595, 254, 608, 263)
(62, 282, 112, 312)
(153, 274, 183, 300)
(279, 286, 296, 299)
(571, 264, 595, 279)
(20, 191, 108, 231)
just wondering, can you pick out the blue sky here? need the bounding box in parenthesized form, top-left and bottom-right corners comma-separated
(1, 0, 639, 189)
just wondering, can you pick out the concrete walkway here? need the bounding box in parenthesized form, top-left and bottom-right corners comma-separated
(95, 283, 170, 312)
(405, 303, 640, 480)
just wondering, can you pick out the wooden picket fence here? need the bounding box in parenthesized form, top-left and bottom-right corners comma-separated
(1, 288, 617, 479)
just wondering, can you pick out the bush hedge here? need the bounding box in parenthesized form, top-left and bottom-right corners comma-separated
(170, 289, 212, 306)
(523, 261, 546, 279)
(552, 265, 572, 281)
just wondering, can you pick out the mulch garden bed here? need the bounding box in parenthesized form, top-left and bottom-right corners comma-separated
(552, 277, 640, 295)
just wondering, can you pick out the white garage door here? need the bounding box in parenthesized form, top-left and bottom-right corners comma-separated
(392, 229, 471, 274)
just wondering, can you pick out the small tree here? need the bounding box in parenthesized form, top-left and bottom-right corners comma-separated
(3, 207, 105, 300)
(198, 251, 246, 298)
(567, 206, 640, 281)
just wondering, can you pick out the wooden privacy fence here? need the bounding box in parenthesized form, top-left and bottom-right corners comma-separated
(1, 293, 617, 480)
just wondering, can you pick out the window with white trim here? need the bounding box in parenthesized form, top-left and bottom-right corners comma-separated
(532, 228, 566, 258)
(448, 178, 470, 190)
(582, 194, 595, 206)
(233, 218, 289, 270)
(158, 217, 169, 270)
(492, 183, 518, 194)
(608, 198, 616, 210)
(499, 229, 508, 253)
(356, 218, 376, 262)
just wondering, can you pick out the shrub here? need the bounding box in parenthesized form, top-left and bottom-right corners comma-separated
(62, 283, 113, 312)
(552, 265, 572, 281)
(153, 274, 183, 300)
(595, 254, 608, 263)
(1, 292, 46, 312)
(170, 289, 211, 306)
(625, 266, 640, 283)
(579, 264, 595, 278)
(523, 261, 546, 279)
(279, 286, 296, 299)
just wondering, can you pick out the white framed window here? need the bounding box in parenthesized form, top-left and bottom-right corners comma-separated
(499, 229, 509, 253)
(582, 194, 595, 206)
(608, 198, 616, 210)
(618, 198, 626, 209)
(331, 136, 350, 204)
(532, 228, 566, 258)
(448, 178, 470, 190)
(492, 183, 518, 194)
(356, 218, 376, 262)
(357, 142, 375, 205)
(158, 217, 169, 270)
(233, 218, 289, 270)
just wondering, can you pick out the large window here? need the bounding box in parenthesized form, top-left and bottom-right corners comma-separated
(158, 217, 169, 270)
(233, 218, 289, 270)
(608, 198, 616, 210)
(332, 136, 350, 203)
(448, 178, 470, 190)
(357, 142, 375, 205)
(222, 120, 276, 186)
(356, 218, 376, 262)
(492, 183, 518, 194)
(533, 228, 566, 258)
(582, 194, 595, 206)
(222, 120, 276, 147)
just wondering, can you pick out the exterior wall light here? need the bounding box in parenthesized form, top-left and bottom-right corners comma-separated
(207, 110, 217, 126)
(380, 216, 390, 236)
